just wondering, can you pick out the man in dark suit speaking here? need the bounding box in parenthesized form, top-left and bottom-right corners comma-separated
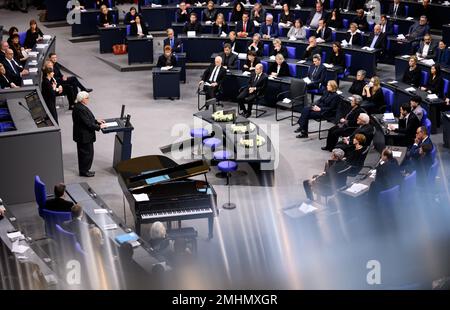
(72, 91, 107, 177)
(237, 63, 268, 118)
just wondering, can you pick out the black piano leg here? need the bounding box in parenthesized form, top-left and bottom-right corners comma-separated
(208, 216, 213, 239)
(135, 220, 141, 235)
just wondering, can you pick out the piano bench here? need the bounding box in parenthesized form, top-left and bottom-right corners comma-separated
(167, 227, 198, 254)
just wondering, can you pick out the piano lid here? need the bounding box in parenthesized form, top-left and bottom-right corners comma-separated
(116, 155, 210, 193)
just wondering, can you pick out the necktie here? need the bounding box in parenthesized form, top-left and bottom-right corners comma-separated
(312, 66, 317, 78)
(243, 22, 246, 33)
(255, 74, 259, 85)
(394, 4, 398, 17)
(370, 35, 378, 48)
(8, 60, 17, 75)
(170, 38, 174, 48)
(321, 29, 324, 38)
(346, 0, 351, 10)
(268, 25, 271, 36)
(210, 66, 219, 82)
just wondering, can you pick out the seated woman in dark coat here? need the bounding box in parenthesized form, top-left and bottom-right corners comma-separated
(268, 53, 290, 78)
(270, 38, 288, 59)
(362, 76, 385, 113)
(98, 5, 114, 27)
(242, 50, 260, 73)
(24, 19, 44, 49)
(157, 46, 177, 67)
(129, 15, 148, 36)
(345, 133, 367, 174)
(329, 41, 345, 67)
(420, 64, 443, 96)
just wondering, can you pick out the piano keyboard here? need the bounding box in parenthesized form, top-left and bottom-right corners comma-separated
(141, 208, 213, 220)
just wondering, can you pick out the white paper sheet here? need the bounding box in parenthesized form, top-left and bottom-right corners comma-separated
(393, 151, 402, 158)
(94, 208, 109, 214)
(299, 202, 317, 214)
(11, 241, 29, 254)
(405, 87, 416, 92)
(29, 68, 38, 73)
(23, 79, 33, 86)
(383, 113, 395, 121)
(103, 224, 118, 230)
(133, 193, 149, 202)
(104, 121, 118, 128)
(346, 183, 368, 194)
(302, 77, 311, 84)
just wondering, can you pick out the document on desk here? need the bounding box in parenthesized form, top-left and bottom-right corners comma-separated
(161, 66, 173, 71)
(299, 202, 317, 214)
(392, 151, 402, 158)
(35, 44, 48, 49)
(336, 90, 343, 95)
(383, 113, 395, 121)
(28, 51, 39, 57)
(406, 17, 414, 20)
(7, 231, 24, 240)
(405, 87, 416, 92)
(133, 193, 149, 202)
(242, 71, 251, 76)
(397, 34, 406, 40)
(297, 60, 306, 64)
(11, 241, 29, 254)
(427, 94, 439, 100)
(302, 77, 311, 84)
(187, 31, 196, 37)
(94, 208, 109, 214)
(29, 68, 38, 73)
(387, 80, 397, 84)
(43, 35, 52, 40)
(23, 79, 33, 86)
(104, 121, 118, 128)
(389, 123, 399, 129)
(323, 63, 333, 68)
(346, 183, 368, 194)
(104, 224, 118, 230)
(282, 98, 291, 104)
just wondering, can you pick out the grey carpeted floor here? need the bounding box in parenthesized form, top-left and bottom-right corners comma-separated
(2, 7, 450, 289)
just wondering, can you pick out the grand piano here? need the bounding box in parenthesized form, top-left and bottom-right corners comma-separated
(116, 155, 218, 238)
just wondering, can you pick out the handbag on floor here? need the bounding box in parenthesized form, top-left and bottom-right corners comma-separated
(112, 44, 127, 55)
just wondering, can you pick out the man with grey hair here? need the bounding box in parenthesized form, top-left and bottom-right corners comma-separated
(2, 48, 29, 86)
(349, 70, 366, 95)
(259, 14, 278, 39)
(303, 148, 350, 201)
(322, 95, 365, 151)
(302, 36, 322, 61)
(335, 112, 374, 155)
(199, 55, 226, 109)
(0, 41, 9, 62)
(72, 91, 106, 177)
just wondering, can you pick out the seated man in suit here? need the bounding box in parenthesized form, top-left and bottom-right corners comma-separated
(408, 126, 434, 182)
(368, 148, 403, 201)
(352, 9, 368, 31)
(402, 56, 421, 87)
(295, 80, 340, 138)
(379, 15, 393, 35)
(365, 24, 386, 54)
(315, 19, 332, 43)
(2, 48, 29, 86)
(335, 113, 374, 154)
(176, 1, 191, 24)
(302, 36, 322, 61)
(202, 1, 217, 23)
(0, 41, 9, 63)
(183, 13, 202, 34)
(163, 28, 182, 53)
(388, 0, 404, 18)
(236, 11, 254, 38)
(259, 14, 278, 39)
(218, 43, 237, 70)
(49, 53, 92, 95)
(406, 16, 429, 51)
(305, 53, 326, 91)
(303, 148, 350, 201)
(45, 183, 74, 212)
(246, 33, 264, 57)
(224, 31, 238, 54)
(416, 34, 436, 60)
(62, 204, 91, 248)
(237, 63, 268, 118)
(199, 56, 226, 110)
(307, 1, 325, 29)
(388, 103, 421, 146)
(435, 40, 449, 66)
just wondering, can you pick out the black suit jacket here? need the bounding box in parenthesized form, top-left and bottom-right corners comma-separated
(218, 52, 238, 69)
(212, 23, 228, 36)
(45, 197, 73, 212)
(351, 124, 374, 146)
(163, 37, 182, 53)
(268, 61, 290, 77)
(130, 22, 148, 36)
(2, 58, 23, 85)
(306, 9, 325, 26)
(0, 74, 12, 89)
(52, 62, 64, 82)
(315, 27, 332, 42)
(247, 41, 264, 57)
(176, 9, 191, 23)
(352, 16, 368, 31)
(317, 159, 350, 191)
(345, 31, 362, 46)
(157, 54, 177, 67)
(224, 38, 238, 53)
(317, 91, 340, 119)
(349, 79, 365, 95)
(402, 66, 421, 87)
(248, 72, 268, 95)
(329, 52, 345, 67)
(364, 88, 385, 112)
(307, 64, 327, 88)
(183, 22, 202, 34)
(72, 103, 101, 144)
(344, 106, 364, 128)
(202, 65, 227, 85)
(417, 42, 437, 60)
(426, 75, 443, 96)
(365, 32, 386, 51)
(235, 20, 254, 35)
(41, 77, 59, 123)
(388, 3, 405, 17)
(303, 45, 322, 61)
(370, 158, 402, 197)
(98, 11, 114, 26)
(396, 112, 421, 146)
(242, 58, 260, 72)
(270, 46, 288, 59)
(62, 219, 90, 246)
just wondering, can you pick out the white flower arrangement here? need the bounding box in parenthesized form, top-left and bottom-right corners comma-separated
(230, 122, 256, 134)
(212, 110, 234, 122)
(239, 135, 266, 148)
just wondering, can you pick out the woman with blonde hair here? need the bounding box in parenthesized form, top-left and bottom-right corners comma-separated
(362, 75, 385, 113)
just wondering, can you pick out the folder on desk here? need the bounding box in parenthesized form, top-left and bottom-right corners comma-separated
(115, 232, 139, 245)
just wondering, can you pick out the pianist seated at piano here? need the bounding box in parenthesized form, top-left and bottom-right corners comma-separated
(145, 221, 174, 257)
(44, 183, 74, 212)
(129, 16, 148, 37)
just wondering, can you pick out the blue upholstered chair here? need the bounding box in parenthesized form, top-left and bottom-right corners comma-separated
(425, 118, 431, 136)
(0, 122, 15, 132)
(41, 209, 72, 237)
(401, 171, 416, 204)
(260, 60, 268, 73)
(381, 87, 394, 113)
(55, 224, 85, 257)
(288, 63, 297, 77)
(443, 78, 449, 97)
(337, 54, 351, 80)
(421, 71, 429, 87)
(286, 46, 296, 59)
(393, 24, 399, 35)
(427, 160, 439, 185)
(18, 32, 26, 46)
(342, 19, 349, 29)
(218, 161, 238, 209)
(263, 43, 269, 56)
(377, 185, 400, 208)
(34, 175, 47, 217)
